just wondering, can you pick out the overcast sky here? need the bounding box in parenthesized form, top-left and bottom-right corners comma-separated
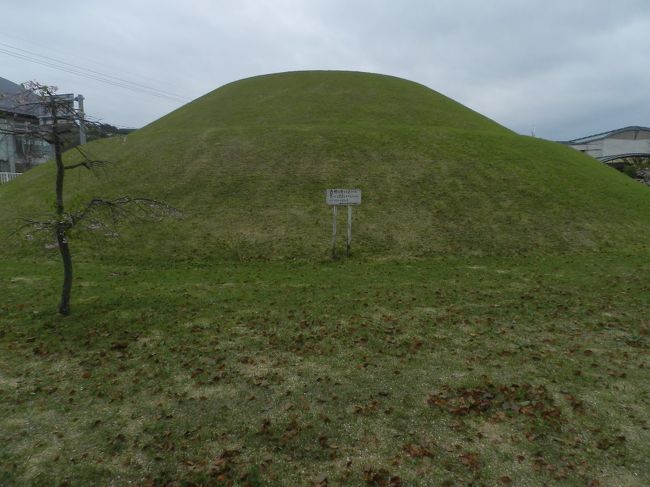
(1, 0, 648, 140)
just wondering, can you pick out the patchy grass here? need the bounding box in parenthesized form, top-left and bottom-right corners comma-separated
(0, 254, 648, 485)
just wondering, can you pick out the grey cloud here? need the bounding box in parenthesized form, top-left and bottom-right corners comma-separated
(1, 0, 648, 139)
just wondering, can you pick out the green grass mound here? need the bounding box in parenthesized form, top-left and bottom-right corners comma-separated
(1, 71, 649, 261)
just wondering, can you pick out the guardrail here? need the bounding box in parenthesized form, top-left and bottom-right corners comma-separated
(598, 152, 650, 164)
(0, 172, 20, 184)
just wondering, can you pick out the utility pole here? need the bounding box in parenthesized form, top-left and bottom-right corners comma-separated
(75, 94, 86, 145)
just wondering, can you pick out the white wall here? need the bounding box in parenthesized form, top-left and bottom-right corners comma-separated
(602, 138, 650, 157)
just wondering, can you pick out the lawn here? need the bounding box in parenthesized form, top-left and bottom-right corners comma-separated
(1, 253, 648, 486)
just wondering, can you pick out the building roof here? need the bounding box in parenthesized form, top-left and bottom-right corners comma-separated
(560, 126, 650, 145)
(0, 76, 42, 117)
(0, 76, 24, 95)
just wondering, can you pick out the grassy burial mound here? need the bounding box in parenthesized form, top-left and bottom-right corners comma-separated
(1, 71, 649, 260)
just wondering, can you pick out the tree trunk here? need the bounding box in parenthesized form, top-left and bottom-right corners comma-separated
(52, 96, 72, 315)
(56, 225, 72, 315)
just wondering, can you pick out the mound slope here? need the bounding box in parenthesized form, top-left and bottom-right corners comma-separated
(1, 71, 649, 260)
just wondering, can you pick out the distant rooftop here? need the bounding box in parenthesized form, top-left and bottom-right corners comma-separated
(0, 76, 42, 117)
(560, 126, 650, 145)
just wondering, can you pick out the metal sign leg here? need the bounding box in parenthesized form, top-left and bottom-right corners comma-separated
(332, 205, 337, 259)
(347, 205, 352, 257)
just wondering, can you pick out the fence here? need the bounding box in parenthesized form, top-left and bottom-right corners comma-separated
(0, 172, 20, 184)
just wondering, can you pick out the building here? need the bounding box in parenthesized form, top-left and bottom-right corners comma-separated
(560, 126, 650, 164)
(0, 76, 52, 177)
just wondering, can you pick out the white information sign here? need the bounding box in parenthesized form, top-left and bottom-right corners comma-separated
(326, 188, 362, 206)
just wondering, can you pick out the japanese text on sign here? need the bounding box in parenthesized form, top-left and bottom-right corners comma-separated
(326, 189, 361, 205)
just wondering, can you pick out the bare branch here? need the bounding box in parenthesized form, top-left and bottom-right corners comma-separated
(3, 218, 51, 241)
(7, 197, 180, 243)
(64, 146, 113, 170)
(69, 196, 181, 228)
(64, 160, 111, 170)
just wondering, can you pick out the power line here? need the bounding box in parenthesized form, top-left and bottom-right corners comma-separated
(0, 41, 189, 101)
(0, 47, 187, 103)
(0, 32, 181, 93)
(0, 42, 190, 103)
(0, 38, 186, 95)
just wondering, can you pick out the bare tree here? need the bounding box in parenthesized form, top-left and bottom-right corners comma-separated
(2, 82, 177, 315)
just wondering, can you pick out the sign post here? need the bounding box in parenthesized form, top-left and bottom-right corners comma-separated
(331, 205, 337, 259)
(326, 189, 361, 259)
(347, 205, 352, 257)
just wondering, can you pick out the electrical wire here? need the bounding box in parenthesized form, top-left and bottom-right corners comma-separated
(0, 47, 187, 103)
(0, 42, 190, 103)
(0, 41, 188, 101)
(0, 32, 179, 92)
